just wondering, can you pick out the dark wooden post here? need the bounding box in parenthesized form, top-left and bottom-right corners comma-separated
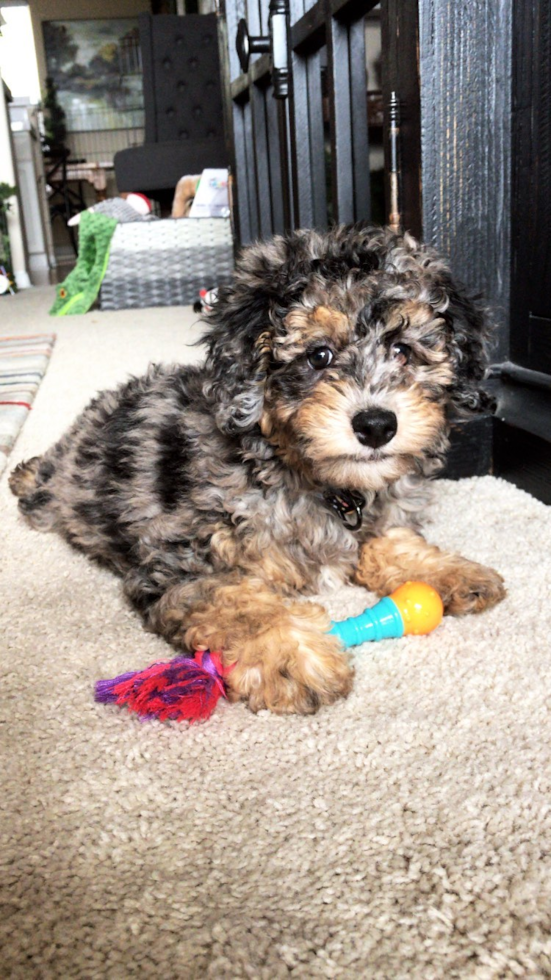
(383, 0, 513, 478)
(417, 0, 513, 361)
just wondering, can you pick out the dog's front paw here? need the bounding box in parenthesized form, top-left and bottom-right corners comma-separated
(437, 561, 506, 616)
(180, 580, 354, 715)
(356, 529, 506, 618)
(225, 602, 354, 715)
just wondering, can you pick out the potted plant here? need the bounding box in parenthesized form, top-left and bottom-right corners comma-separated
(42, 76, 67, 156)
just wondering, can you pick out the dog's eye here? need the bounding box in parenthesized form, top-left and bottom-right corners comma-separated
(391, 342, 411, 366)
(308, 346, 334, 370)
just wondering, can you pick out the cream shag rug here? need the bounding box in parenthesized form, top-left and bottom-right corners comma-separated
(1, 289, 551, 979)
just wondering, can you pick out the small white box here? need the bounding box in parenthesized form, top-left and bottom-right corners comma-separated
(189, 169, 230, 218)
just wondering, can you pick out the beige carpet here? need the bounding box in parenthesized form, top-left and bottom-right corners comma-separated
(2, 288, 551, 979)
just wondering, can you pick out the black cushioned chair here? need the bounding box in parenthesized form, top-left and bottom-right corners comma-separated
(114, 13, 227, 201)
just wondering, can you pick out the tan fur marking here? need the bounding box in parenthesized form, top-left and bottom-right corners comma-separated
(389, 385, 446, 457)
(311, 305, 350, 340)
(255, 330, 272, 359)
(294, 380, 357, 460)
(241, 549, 307, 591)
(384, 300, 436, 331)
(211, 526, 307, 591)
(356, 527, 506, 615)
(210, 526, 240, 567)
(283, 305, 350, 348)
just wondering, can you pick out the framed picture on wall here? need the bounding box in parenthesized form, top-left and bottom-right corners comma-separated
(42, 18, 144, 132)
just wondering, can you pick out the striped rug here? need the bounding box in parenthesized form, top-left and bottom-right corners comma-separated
(0, 333, 56, 475)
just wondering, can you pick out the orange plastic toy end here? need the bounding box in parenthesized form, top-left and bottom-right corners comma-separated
(390, 581, 444, 636)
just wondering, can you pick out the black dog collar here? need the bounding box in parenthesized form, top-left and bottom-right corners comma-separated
(323, 489, 365, 530)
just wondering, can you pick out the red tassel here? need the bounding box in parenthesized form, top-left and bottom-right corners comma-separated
(95, 650, 229, 723)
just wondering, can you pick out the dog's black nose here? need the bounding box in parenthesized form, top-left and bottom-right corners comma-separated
(351, 409, 397, 448)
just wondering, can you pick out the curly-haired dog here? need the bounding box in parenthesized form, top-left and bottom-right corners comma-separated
(10, 225, 505, 714)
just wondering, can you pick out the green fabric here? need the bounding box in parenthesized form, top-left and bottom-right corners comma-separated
(49, 211, 117, 316)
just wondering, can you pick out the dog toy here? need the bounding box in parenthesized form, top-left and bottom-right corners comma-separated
(328, 580, 443, 646)
(95, 581, 443, 723)
(193, 286, 219, 314)
(49, 211, 117, 316)
(95, 649, 229, 724)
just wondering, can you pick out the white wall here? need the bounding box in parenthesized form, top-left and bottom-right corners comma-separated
(0, 72, 31, 288)
(0, 5, 41, 103)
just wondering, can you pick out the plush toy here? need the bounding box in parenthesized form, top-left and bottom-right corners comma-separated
(193, 286, 219, 314)
(49, 211, 118, 316)
(95, 582, 443, 724)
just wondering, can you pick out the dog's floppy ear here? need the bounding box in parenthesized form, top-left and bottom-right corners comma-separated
(438, 271, 492, 414)
(381, 230, 492, 415)
(203, 239, 290, 435)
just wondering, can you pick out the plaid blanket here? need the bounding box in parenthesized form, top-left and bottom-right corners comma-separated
(0, 333, 56, 475)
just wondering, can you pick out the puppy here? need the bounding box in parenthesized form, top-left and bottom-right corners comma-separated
(10, 225, 505, 714)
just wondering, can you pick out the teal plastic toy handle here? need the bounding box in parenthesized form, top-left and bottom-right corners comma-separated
(328, 596, 405, 647)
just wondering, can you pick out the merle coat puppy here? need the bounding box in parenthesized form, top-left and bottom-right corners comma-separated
(10, 225, 505, 714)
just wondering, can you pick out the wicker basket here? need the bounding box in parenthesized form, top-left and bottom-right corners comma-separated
(99, 217, 234, 310)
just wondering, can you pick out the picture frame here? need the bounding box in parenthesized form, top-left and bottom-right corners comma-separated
(42, 18, 144, 132)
